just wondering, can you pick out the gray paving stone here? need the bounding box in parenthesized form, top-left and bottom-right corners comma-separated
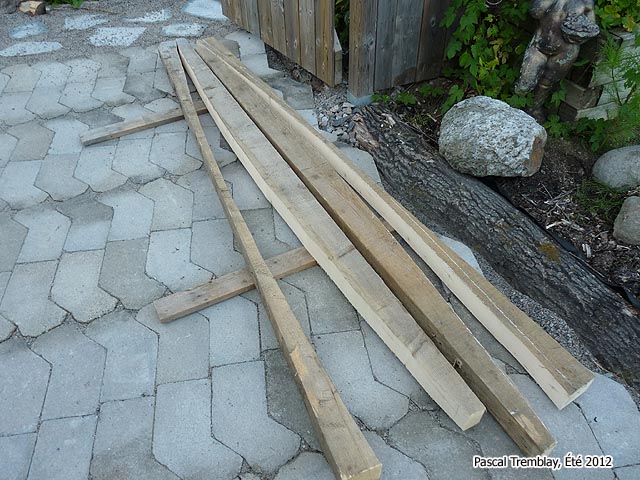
(242, 53, 282, 79)
(201, 295, 260, 367)
(7, 121, 54, 161)
(126, 8, 172, 23)
(100, 238, 165, 309)
(93, 52, 129, 78)
(0, 92, 35, 125)
(0, 213, 27, 272)
(60, 81, 104, 113)
(52, 250, 117, 323)
(191, 219, 245, 276)
(185, 119, 237, 167)
(32, 61, 71, 88)
(297, 109, 319, 128)
(28, 415, 97, 480)
(15, 205, 70, 263)
(266, 77, 314, 110)
(314, 330, 409, 429)
(65, 58, 101, 83)
(0, 337, 50, 435)
(90, 76, 135, 107)
(244, 281, 310, 352)
(575, 373, 640, 467)
(98, 187, 154, 240)
(0, 41, 62, 58)
(211, 361, 300, 472)
(2, 64, 41, 93)
(123, 71, 164, 103)
(154, 379, 243, 480)
(144, 97, 179, 112)
(0, 314, 16, 341)
(226, 31, 265, 56)
(155, 118, 189, 134)
(364, 431, 430, 480)
(25, 87, 70, 119)
(150, 132, 202, 175)
(75, 145, 127, 192)
(86, 310, 157, 401)
(222, 160, 270, 210)
(360, 321, 436, 410)
(31, 323, 106, 419)
(438, 235, 483, 275)
(146, 228, 212, 291)
(0, 71, 8, 94)
(273, 210, 302, 248)
(140, 178, 194, 230)
(64, 14, 108, 30)
(177, 168, 226, 221)
(0, 433, 36, 480)
(264, 349, 320, 450)
(285, 266, 360, 334)
(616, 465, 640, 480)
(153, 62, 175, 94)
(46, 118, 89, 155)
(0, 161, 47, 209)
(111, 103, 155, 138)
(58, 193, 113, 251)
(112, 137, 163, 183)
(163, 22, 208, 37)
(239, 208, 291, 258)
(89, 27, 146, 47)
(9, 20, 47, 40)
(137, 304, 209, 383)
(338, 145, 382, 184)
(389, 410, 487, 480)
(274, 452, 333, 480)
(122, 47, 158, 74)
(511, 374, 614, 480)
(183, 0, 227, 20)
(92, 397, 179, 480)
(0, 132, 18, 168)
(36, 154, 88, 201)
(0, 261, 66, 336)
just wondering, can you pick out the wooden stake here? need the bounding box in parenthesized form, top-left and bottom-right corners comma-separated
(177, 39, 486, 431)
(195, 36, 594, 412)
(80, 101, 208, 146)
(159, 41, 382, 480)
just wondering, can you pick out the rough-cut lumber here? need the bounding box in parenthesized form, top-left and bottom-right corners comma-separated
(19, 1, 45, 15)
(80, 101, 208, 146)
(195, 37, 594, 411)
(195, 38, 557, 456)
(154, 247, 316, 322)
(160, 41, 382, 480)
(356, 107, 640, 395)
(178, 39, 486, 431)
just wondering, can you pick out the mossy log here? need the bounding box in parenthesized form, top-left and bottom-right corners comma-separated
(354, 106, 640, 391)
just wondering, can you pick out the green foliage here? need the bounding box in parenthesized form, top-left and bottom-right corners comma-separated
(575, 178, 628, 223)
(395, 91, 418, 106)
(47, 0, 84, 7)
(595, 0, 640, 34)
(371, 92, 393, 104)
(335, 0, 350, 49)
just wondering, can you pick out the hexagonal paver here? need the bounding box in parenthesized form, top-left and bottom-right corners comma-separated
(0, 261, 66, 336)
(177, 168, 226, 221)
(32, 61, 71, 88)
(98, 187, 154, 241)
(274, 452, 333, 480)
(221, 160, 270, 210)
(58, 192, 113, 252)
(190, 219, 244, 276)
(36, 154, 88, 201)
(45, 118, 89, 155)
(0, 132, 18, 168)
(140, 178, 193, 230)
(93, 52, 129, 78)
(185, 123, 237, 167)
(60, 81, 103, 113)
(2, 64, 41, 93)
(0, 213, 27, 272)
(7, 121, 54, 162)
(0, 161, 47, 209)
(64, 58, 101, 83)
(15, 205, 70, 263)
(112, 136, 163, 183)
(0, 92, 35, 125)
(0, 337, 50, 435)
(75, 145, 127, 193)
(0, 433, 36, 480)
(150, 132, 202, 175)
(92, 76, 135, 106)
(26, 87, 70, 119)
(85, 310, 157, 401)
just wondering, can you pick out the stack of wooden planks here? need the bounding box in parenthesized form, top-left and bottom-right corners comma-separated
(81, 37, 596, 479)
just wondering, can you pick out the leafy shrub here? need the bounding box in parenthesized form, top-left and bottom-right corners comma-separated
(47, 0, 85, 7)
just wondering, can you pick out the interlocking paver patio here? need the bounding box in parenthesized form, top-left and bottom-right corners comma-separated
(35, 154, 88, 201)
(0, 433, 36, 480)
(98, 186, 154, 240)
(75, 145, 127, 192)
(15, 205, 70, 263)
(140, 178, 194, 230)
(58, 193, 113, 252)
(8, 121, 53, 161)
(112, 136, 164, 183)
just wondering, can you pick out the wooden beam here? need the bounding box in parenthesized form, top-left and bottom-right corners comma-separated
(161, 40, 382, 480)
(195, 38, 556, 456)
(154, 247, 316, 322)
(178, 39, 485, 431)
(79, 101, 208, 146)
(194, 38, 594, 412)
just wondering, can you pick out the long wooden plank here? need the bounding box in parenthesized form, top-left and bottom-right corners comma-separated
(80, 101, 208, 146)
(179, 39, 485, 431)
(154, 247, 316, 322)
(196, 39, 557, 456)
(195, 38, 594, 412)
(162, 40, 382, 480)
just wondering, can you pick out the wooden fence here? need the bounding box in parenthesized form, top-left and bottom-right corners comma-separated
(221, 0, 451, 97)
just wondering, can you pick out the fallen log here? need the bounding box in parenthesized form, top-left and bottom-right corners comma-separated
(354, 106, 640, 393)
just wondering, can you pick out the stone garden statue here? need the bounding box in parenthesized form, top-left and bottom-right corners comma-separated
(515, 0, 600, 122)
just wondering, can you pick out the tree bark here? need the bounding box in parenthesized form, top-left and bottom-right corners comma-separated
(355, 106, 640, 392)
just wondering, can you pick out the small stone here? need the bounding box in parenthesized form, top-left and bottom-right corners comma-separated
(439, 96, 547, 177)
(9, 21, 47, 40)
(593, 145, 640, 189)
(90, 27, 147, 47)
(613, 197, 640, 245)
(162, 23, 208, 37)
(0, 42, 62, 57)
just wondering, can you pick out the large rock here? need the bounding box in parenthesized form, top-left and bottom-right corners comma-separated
(614, 196, 640, 245)
(0, 0, 22, 14)
(438, 96, 547, 177)
(592, 145, 640, 190)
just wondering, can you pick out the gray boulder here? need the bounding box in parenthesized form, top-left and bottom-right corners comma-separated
(592, 145, 640, 190)
(438, 96, 547, 177)
(0, 0, 22, 14)
(614, 196, 640, 245)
